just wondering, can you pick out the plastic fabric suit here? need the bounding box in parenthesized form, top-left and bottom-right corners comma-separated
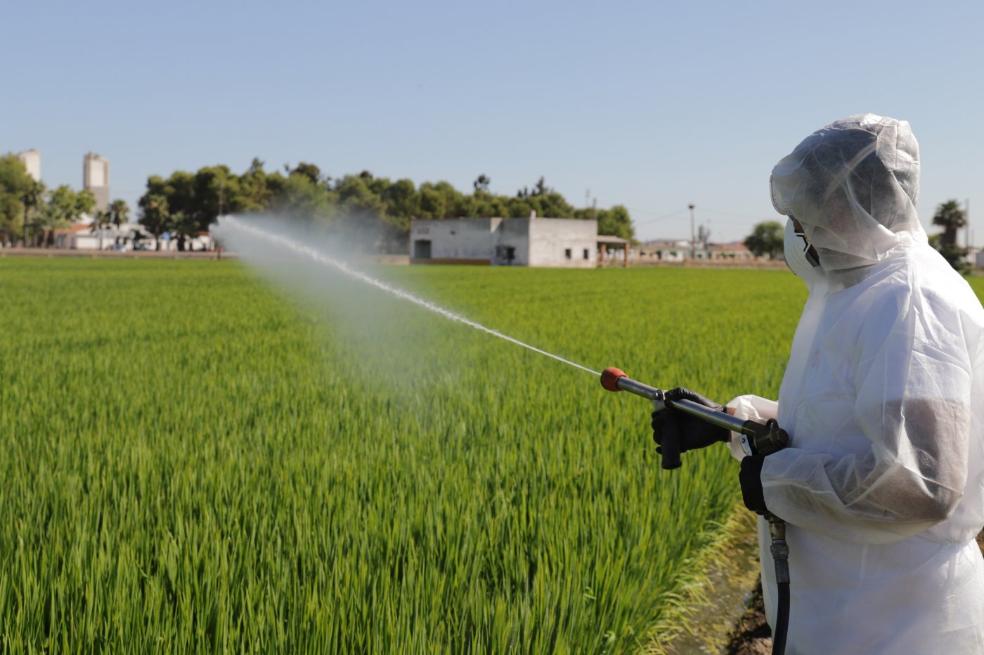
(728, 114, 984, 654)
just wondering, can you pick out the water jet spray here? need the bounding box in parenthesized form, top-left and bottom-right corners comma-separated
(219, 215, 791, 654)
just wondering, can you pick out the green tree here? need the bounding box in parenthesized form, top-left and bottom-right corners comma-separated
(0, 154, 40, 244)
(273, 171, 337, 222)
(21, 180, 45, 244)
(138, 167, 239, 248)
(930, 200, 969, 273)
(380, 178, 418, 229)
(108, 199, 130, 228)
(472, 192, 507, 218)
(290, 162, 322, 184)
(596, 205, 635, 240)
(76, 190, 96, 216)
(192, 165, 239, 226)
(335, 174, 385, 219)
(37, 186, 94, 246)
(89, 198, 129, 250)
(418, 182, 460, 219)
(506, 196, 534, 219)
(172, 211, 200, 251)
(90, 209, 112, 250)
(513, 178, 574, 218)
(238, 158, 276, 211)
(473, 174, 490, 193)
(744, 221, 784, 259)
(138, 193, 171, 250)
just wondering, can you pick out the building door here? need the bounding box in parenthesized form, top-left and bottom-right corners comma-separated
(413, 239, 432, 259)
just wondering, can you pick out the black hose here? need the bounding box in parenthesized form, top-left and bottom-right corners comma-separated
(773, 580, 790, 655)
(767, 516, 790, 655)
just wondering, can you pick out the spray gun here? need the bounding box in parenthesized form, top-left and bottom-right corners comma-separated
(600, 367, 788, 468)
(600, 366, 792, 655)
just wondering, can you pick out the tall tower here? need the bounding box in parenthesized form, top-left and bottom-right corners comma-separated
(83, 152, 110, 211)
(17, 149, 41, 182)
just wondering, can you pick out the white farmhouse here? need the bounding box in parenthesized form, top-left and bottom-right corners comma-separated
(410, 216, 614, 268)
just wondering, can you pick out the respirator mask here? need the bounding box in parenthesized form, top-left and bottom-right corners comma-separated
(784, 218, 823, 287)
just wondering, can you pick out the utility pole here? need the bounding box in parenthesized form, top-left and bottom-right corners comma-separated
(688, 203, 696, 259)
(966, 198, 971, 249)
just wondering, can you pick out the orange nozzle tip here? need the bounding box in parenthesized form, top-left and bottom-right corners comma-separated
(601, 367, 627, 391)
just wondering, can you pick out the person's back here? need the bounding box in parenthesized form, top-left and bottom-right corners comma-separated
(651, 114, 984, 653)
(757, 238, 984, 652)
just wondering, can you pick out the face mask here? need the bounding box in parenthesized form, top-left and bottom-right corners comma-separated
(784, 219, 825, 288)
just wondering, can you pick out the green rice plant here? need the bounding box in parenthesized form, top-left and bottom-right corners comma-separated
(3, 259, 975, 653)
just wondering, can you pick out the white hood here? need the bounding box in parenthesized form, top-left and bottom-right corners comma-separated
(770, 113, 927, 273)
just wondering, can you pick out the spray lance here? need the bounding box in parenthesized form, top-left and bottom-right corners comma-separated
(600, 367, 792, 655)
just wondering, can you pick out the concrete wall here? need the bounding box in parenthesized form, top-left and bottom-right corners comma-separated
(527, 218, 597, 267)
(410, 218, 498, 262)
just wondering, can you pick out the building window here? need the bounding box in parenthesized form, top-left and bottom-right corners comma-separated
(564, 248, 572, 259)
(583, 248, 590, 260)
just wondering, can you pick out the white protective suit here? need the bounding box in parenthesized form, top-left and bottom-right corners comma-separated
(728, 114, 984, 654)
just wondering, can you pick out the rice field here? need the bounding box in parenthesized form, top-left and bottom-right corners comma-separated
(4, 258, 975, 653)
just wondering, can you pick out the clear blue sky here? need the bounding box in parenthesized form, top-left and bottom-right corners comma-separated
(3, 0, 982, 243)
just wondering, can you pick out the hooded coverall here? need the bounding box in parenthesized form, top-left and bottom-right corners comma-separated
(730, 114, 984, 654)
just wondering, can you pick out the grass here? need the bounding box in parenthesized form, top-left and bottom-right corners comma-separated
(3, 258, 975, 652)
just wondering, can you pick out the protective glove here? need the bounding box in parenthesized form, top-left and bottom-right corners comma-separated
(651, 387, 730, 454)
(739, 455, 767, 515)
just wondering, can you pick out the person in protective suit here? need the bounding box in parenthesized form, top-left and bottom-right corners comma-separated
(652, 114, 984, 653)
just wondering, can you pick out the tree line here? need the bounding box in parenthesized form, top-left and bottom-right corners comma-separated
(0, 154, 129, 246)
(136, 159, 635, 251)
(1, 154, 635, 251)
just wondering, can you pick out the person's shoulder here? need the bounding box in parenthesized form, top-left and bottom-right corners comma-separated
(840, 248, 977, 345)
(894, 248, 984, 356)
(907, 248, 984, 323)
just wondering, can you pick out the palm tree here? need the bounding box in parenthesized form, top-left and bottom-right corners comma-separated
(91, 209, 112, 250)
(109, 199, 129, 228)
(108, 199, 130, 249)
(931, 200, 969, 273)
(932, 200, 966, 248)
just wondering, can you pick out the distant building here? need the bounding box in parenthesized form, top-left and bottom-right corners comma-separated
(83, 152, 110, 211)
(634, 239, 690, 263)
(632, 239, 759, 264)
(51, 223, 213, 252)
(409, 216, 615, 268)
(17, 149, 41, 182)
(707, 241, 755, 261)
